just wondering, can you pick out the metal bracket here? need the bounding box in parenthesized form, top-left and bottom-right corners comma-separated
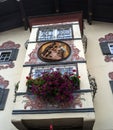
(88, 73, 97, 99)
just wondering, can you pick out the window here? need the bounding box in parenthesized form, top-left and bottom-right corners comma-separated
(0, 50, 12, 62)
(0, 49, 19, 63)
(108, 43, 113, 54)
(37, 24, 73, 42)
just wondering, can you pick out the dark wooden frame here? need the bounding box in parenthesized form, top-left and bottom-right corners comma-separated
(28, 11, 84, 36)
(18, 0, 93, 30)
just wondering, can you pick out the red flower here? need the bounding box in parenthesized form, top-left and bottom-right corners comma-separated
(26, 76, 31, 80)
(78, 76, 80, 78)
(26, 71, 80, 104)
(72, 69, 76, 72)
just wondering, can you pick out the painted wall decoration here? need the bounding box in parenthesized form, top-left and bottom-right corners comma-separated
(24, 40, 85, 66)
(24, 93, 82, 111)
(99, 33, 113, 62)
(0, 41, 20, 70)
(0, 75, 9, 89)
(99, 33, 113, 43)
(99, 33, 113, 93)
(0, 75, 9, 110)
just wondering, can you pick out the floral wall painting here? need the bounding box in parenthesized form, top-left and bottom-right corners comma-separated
(99, 33, 113, 94)
(0, 61, 14, 70)
(99, 33, 113, 43)
(0, 41, 20, 70)
(0, 41, 20, 49)
(99, 33, 113, 62)
(109, 72, 113, 80)
(0, 75, 9, 89)
(0, 75, 9, 110)
(104, 55, 113, 62)
(24, 93, 82, 111)
(24, 40, 85, 66)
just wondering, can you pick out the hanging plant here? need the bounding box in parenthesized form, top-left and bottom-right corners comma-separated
(26, 71, 80, 104)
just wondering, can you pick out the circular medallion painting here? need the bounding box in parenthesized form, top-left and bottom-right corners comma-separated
(38, 41, 71, 62)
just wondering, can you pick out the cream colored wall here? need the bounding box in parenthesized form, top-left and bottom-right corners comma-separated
(0, 21, 113, 130)
(0, 27, 30, 130)
(84, 21, 113, 130)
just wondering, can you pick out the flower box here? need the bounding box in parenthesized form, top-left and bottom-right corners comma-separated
(26, 66, 80, 106)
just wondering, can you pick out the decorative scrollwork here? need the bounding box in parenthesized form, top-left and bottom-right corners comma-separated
(82, 35, 87, 53)
(88, 73, 97, 99)
(13, 81, 20, 103)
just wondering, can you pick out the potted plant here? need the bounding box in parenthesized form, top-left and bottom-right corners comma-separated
(26, 71, 80, 105)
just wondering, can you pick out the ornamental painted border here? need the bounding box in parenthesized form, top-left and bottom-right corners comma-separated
(99, 33, 113, 62)
(0, 41, 20, 70)
(24, 40, 85, 66)
(99, 33, 113, 91)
